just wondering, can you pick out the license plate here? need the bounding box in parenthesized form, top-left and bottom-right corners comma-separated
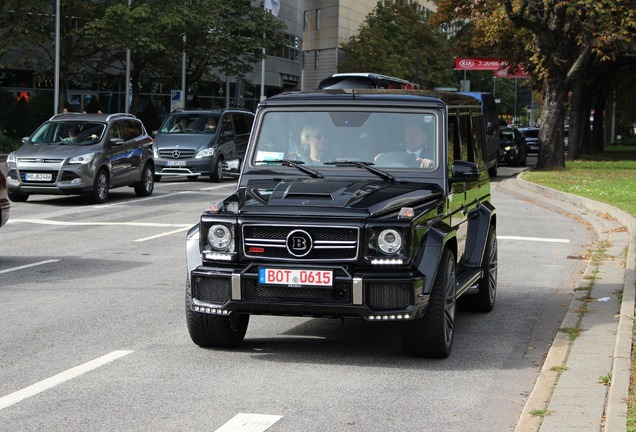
(166, 160, 186, 166)
(258, 268, 333, 287)
(25, 173, 52, 181)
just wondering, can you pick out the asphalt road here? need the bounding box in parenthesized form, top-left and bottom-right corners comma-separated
(0, 159, 595, 432)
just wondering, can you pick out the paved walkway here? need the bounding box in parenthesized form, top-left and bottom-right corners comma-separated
(498, 176, 635, 432)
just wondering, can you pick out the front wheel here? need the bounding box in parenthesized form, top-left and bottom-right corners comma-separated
(402, 248, 457, 358)
(91, 169, 109, 204)
(8, 191, 29, 202)
(210, 157, 224, 182)
(185, 292, 249, 348)
(134, 163, 154, 197)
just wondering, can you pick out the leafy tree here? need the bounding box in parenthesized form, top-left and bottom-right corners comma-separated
(433, 0, 636, 169)
(86, 0, 286, 114)
(339, 1, 454, 89)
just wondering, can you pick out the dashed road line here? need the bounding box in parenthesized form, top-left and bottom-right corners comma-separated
(499, 235, 570, 243)
(0, 350, 133, 411)
(0, 259, 61, 275)
(134, 226, 192, 242)
(215, 413, 283, 432)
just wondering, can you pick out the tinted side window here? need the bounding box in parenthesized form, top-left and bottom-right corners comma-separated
(457, 113, 472, 161)
(109, 122, 124, 139)
(123, 120, 143, 140)
(471, 114, 486, 165)
(220, 116, 234, 136)
(447, 113, 459, 168)
(234, 114, 254, 135)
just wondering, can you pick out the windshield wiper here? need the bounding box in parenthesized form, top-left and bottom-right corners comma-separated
(255, 159, 323, 179)
(323, 160, 394, 182)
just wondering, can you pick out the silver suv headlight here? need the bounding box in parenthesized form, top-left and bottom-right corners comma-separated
(68, 153, 95, 165)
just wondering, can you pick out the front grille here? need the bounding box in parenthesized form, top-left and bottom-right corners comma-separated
(243, 279, 352, 304)
(159, 149, 196, 159)
(243, 224, 359, 262)
(18, 158, 64, 164)
(192, 275, 231, 304)
(366, 281, 412, 311)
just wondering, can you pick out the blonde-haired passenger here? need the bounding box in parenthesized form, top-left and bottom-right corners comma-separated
(299, 125, 330, 164)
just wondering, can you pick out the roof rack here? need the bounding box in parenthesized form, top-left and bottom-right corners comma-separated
(48, 112, 84, 120)
(106, 113, 136, 121)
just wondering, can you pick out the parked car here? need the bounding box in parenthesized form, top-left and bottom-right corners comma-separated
(152, 109, 254, 182)
(0, 160, 9, 230)
(499, 126, 527, 166)
(184, 89, 497, 358)
(518, 127, 541, 154)
(6, 113, 154, 203)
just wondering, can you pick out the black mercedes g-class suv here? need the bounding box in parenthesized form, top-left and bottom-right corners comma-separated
(185, 89, 497, 358)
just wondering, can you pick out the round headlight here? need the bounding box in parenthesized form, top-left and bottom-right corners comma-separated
(377, 229, 403, 254)
(208, 224, 233, 251)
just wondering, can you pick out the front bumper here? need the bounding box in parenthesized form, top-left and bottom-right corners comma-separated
(188, 263, 426, 321)
(154, 157, 214, 177)
(7, 163, 95, 195)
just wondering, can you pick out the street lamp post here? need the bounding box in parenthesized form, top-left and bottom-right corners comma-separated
(54, 0, 60, 114)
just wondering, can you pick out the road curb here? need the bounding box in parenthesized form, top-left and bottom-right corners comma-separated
(509, 175, 635, 431)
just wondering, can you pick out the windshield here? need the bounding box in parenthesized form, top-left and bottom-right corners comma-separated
(252, 110, 439, 170)
(30, 121, 106, 145)
(160, 113, 220, 134)
(522, 129, 539, 139)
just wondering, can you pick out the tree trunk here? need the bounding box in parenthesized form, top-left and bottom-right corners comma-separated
(567, 79, 592, 160)
(536, 78, 566, 169)
(592, 93, 606, 153)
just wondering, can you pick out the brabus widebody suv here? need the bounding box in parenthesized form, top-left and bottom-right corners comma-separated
(185, 89, 497, 358)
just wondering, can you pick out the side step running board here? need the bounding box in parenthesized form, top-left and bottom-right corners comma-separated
(456, 269, 483, 297)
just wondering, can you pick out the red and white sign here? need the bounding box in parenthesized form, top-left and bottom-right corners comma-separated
(455, 57, 506, 71)
(456, 57, 531, 79)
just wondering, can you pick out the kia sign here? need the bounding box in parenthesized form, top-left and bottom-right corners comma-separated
(455, 57, 506, 71)
(456, 57, 531, 79)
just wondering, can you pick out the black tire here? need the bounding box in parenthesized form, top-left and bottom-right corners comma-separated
(8, 191, 29, 202)
(91, 169, 109, 204)
(402, 248, 457, 358)
(153, 175, 162, 182)
(134, 163, 154, 197)
(185, 292, 249, 348)
(210, 157, 224, 182)
(460, 226, 497, 312)
(488, 161, 498, 177)
(186, 175, 199, 181)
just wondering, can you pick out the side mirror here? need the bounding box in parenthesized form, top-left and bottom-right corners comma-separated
(449, 160, 480, 183)
(22, 136, 29, 144)
(221, 130, 235, 139)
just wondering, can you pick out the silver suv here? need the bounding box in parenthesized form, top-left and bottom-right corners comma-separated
(6, 113, 154, 203)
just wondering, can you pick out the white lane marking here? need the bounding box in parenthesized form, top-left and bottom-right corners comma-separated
(95, 184, 232, 208)
(0, 259, 61, 275)
(0, 350, 133, 411)
(215, 414, 283, 432)
(134, 226, 192, 242)
(8, 219, 191, 228)
(499, 235, 570, 243)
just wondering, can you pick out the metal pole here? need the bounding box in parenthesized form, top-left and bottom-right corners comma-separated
(54, 0, 60, 114)
(260, 46, 266, 101)
(181, 35, 187, 109)
(124, 0, 131, 114)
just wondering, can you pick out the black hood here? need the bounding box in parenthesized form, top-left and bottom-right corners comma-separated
(235, 178, 442, 218)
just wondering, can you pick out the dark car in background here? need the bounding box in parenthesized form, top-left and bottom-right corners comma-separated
(152, 109, 254, 182)
(499, 126, 527, 166)
(5, 113, 154, 203)
(0, 160, 9, 230)
(519, 127, 541, 154)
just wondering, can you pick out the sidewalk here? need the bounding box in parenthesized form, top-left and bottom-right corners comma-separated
(497, 176, 635, 432)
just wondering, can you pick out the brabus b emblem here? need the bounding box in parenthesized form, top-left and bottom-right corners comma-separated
(286, 229, 313, 257)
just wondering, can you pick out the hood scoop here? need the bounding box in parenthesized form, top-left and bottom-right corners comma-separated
(267, 179, 378, 207)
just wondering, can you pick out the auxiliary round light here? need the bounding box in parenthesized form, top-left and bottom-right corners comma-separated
(208, 224, 233, 250)
(377, 229, 402, 254)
